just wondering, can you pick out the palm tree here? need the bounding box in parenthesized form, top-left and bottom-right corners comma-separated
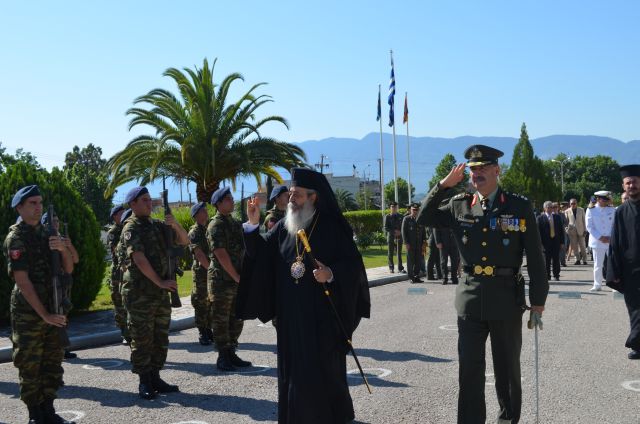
(105, 58, 306, 201)
(334, 188, 358, 211)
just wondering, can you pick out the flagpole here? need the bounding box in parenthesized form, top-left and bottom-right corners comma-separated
(390, 50, 399, 204)
(405, 92, 412, 203)
(378, 84, 385, 227)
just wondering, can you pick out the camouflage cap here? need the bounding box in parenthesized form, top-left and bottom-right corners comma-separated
(11, 185, 41, 208)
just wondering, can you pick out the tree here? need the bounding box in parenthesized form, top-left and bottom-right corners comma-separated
(0, 162, 106, 323)
(355, 187, 377, 210)
(335, 188, 358, 211)
(501, 123, 560, 207)
(429, 153, 468, 191)
(0, 144, 41, 171)
(105, 58, 306, 202)
(63, 144, 113, 224)
(384, 177, 415, 207)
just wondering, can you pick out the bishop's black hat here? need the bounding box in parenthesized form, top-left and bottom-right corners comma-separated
(620, 164, 640, 179)
(464, 145, 504, 167)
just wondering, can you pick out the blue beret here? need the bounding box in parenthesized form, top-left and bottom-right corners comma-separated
(190, 202, 207, 217)
(110, 205, 125, 219)
(41, 211, 58, 225)
(125, 186, 149, 204)
(210, 187, 231, 206)
(121, 208, 133, 222)
(11, 185, 41, 208)
(269, 185, 289, 201)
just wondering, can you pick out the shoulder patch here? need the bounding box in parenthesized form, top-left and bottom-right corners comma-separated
(452, 193, 468, 200)
(124, 231, 132, 241)
(189, 232, 197, 241)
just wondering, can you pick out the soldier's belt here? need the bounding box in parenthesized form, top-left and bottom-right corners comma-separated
(463, 265, 517, 277)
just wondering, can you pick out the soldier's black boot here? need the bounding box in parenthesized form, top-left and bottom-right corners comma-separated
(150, 369, 179, 393)
(42, 398, 75, 423)
(27, 404, 44, 424)
(230, 349, 252, 367)
(138, 372, 157, 400)
(198, 327, 212, 346)
(206, 328, 214, 341)
(216, 348, 236, 371)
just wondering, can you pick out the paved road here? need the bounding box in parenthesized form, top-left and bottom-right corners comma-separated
(0, 263, 638, 423)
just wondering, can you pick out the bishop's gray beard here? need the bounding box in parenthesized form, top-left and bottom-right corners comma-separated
(285, 200, 316, 237)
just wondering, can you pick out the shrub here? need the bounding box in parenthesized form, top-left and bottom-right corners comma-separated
(0, 163, 106, 322)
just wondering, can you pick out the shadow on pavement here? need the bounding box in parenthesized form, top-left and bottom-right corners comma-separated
(348, 376, 409, 389)
(355, 348, 453, 363)
(164, 361, 278, 379)
(0, 380, 19, 398)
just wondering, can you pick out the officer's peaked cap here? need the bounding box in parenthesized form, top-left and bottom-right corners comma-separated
(464, 145, 504, 167)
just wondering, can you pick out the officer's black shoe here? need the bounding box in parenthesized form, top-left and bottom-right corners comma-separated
(628, 350, 640, 360)
(399, 268, 407, 274)
(216, 349, 237, 371)
(451, 278, 459, 285)
(27, 404, 44, 424)
(582, 260, 588, 265)
(230, 350, 252, 367)
(138, 373, 157, 400)
(198, 327, 212, 346)
(442, 278, 448, 285)
(389, 267, 394, 273)
(42, 398, 75, 423)
(63, 350, 77, 360)
(151, 370, 179, 393)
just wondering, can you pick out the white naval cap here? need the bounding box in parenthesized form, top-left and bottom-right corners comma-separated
(594, 190, 611, 198)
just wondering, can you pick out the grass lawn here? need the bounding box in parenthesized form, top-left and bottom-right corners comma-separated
(86, 247, 389, 313)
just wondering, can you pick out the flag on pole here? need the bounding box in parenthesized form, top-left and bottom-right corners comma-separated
(376, 86, 381, 121)
(388, 56, 395, 127)
(403, 93, 408, 124)
(402, 93, 409, 124)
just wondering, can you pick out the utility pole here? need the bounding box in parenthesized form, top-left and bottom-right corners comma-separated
(315, 154, 330, 174)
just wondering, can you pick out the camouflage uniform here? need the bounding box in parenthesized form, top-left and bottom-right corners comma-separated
(107, 223, 127, 334)
(188, 222, 212, 331)
(263, 206, 285, 232)
(207, 211, 245, 350)
(3, 222, 64, 407)
(120, 215, 174, 375)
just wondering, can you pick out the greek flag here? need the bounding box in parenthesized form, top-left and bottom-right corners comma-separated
(388, 57, 395, 127)
(376, 87, 381, 121)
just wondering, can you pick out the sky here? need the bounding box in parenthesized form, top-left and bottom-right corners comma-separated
(1, 1, 639, 202)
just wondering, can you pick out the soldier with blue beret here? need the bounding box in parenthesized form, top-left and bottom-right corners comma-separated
(4, 185, 76, 423)
(187, 202, 213, 345)
(207, 186, 251, 370)
(110, 205, 125, 221)
(263, 185, 289, 232)
(418, 144, 548, 423)
(119, 186, 189, 399)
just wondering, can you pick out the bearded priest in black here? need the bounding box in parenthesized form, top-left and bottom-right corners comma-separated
(237, 167, 371, 424)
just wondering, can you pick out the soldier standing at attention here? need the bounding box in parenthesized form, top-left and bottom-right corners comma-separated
(120, 186, 189, 400)
(106, 205, 129, 344)
(207, 187, 251, 371)
(188, 202, 212, 346)
(4, 185, 75, 424)
(263, 185, 288, 232)
(402, 203, 424, 283)
(418, 145, 548, 424)
(384, 201, 406, 273)
(435, 227, 460, 285)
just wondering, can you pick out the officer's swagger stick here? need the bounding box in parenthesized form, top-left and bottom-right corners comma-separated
(297, 229, 372, 394)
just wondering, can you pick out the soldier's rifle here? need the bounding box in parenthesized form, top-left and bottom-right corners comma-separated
(297, 229, 372, 394)
(161, 185, 183, 308)
(46, 205, 71, 347)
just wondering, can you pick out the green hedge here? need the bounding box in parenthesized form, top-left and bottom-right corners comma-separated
(0, 163, 106, 323)
(343, 209, 407, 236)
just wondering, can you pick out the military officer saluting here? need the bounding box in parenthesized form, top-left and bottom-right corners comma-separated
(207, 187, 251, 371)
(119, 186, 189, 400)
(106, 205, 130, 344)
(188, 201, 213, 345)
(384, 201, 406, 273)
(263, 184, 288, 232)
(418, 145, 548, 424)
(402, 203, 424, 283)
(4, 185, 76, 424)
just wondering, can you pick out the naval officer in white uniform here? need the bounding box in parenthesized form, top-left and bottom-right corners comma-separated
(586, 190, 615, 291)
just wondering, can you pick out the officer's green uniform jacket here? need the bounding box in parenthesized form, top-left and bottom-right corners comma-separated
(401, 214, 423, 249)
(120, 216, 174, 297)
(107, 223, 123, 281)
(188, 222, 209, 279)
(207, 212, 244, 282)
(418, 184, 549, 320)
(263, 206, 285, 232)
(384, 213, 403, 242)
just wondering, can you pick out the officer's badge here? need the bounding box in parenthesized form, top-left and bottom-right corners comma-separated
(10, 249, 22, 260)
(469, 147, 482, 160)
(502, 238, 510, 246)
(124, 231, 132, 241)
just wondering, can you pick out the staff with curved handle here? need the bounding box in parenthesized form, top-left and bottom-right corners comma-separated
(297, 229, 372, 394)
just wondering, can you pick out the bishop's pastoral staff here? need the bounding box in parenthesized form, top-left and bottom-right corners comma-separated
(237, 167, 371, 424)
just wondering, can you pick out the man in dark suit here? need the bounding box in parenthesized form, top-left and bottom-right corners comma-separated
(537, 200, 565, 281)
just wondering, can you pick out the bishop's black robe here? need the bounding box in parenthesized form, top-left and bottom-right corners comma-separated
(237, 212, 371, 424)
(605, 200, 640, 352)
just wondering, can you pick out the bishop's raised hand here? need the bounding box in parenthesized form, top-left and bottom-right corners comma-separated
(247, 196, 261, 225)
